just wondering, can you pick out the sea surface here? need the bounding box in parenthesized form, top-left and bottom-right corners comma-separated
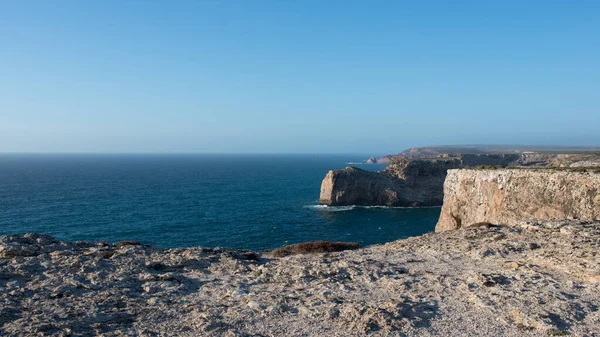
(0, 154, 440, 250)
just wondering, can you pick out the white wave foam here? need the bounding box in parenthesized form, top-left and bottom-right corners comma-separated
(306, 205, 356, 212)
(305, 204, 441, 212)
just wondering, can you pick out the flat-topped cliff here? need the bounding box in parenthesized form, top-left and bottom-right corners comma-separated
(320, 158, 461, 206)
(436, 168, 600, 232)
(368, 146, 600, 164)
(321, 152, 600, 207)
(519, 152, 600, 167)
(320, 154, 520, 206)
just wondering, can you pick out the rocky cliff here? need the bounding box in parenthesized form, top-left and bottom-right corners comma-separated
(320, 158, 461, 206)
(319, 154, 520, 206)
(435, 168, 600, 231)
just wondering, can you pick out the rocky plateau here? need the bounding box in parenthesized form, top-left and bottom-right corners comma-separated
(1, 218, 600, 336)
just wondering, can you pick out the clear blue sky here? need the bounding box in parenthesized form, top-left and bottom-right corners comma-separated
(1, 1, 599, 153)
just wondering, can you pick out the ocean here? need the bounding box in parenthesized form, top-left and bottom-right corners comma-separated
(0, 154, 440, 250)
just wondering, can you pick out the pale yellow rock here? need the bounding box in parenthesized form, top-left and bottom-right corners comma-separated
(436, 169, 600, 232)
(587, 275, 600, 283)
(504, 261, 521, 270)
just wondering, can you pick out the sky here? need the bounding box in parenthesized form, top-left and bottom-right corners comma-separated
(1, 1, 599, 154)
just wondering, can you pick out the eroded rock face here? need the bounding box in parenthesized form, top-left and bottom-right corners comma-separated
(2, 220, 600, 336)
(436, 169, 600, 232)
(319, 154, 520, 206)
(319, 166, 416, 206)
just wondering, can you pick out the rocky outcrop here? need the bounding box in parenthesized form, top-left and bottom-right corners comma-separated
(319, 154, 520, 206)
(436, 168, 600, 232)
(365, 156, 378, 164)
(3, 220, 600, 336)
(320, 158, 460, 206)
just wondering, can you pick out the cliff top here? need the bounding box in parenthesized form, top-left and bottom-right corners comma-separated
(2, 219, 600, 336)
(371, 146, 600, 164)
(464, 166, 600, 173)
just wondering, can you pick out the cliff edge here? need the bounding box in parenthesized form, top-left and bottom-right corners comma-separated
(436, 168, 600, 232)
(319, 158, 462, 206)
(319, 154, 519, 206)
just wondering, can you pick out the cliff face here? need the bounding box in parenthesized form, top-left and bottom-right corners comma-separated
(319, 154, 520, 207)
(435, 169, 600, 232)
(319, 158, 460, 206)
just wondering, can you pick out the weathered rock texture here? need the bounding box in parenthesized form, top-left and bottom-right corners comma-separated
(436, 168, 600, 232)
(2, 220, 600, 336)
(519, 152, 600, 167)
(323, 152, 600, 207)
(320, 154, 520, 206)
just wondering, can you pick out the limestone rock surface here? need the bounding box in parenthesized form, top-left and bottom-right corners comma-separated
(436, 168, 600, 232)
(320, 154, 519, 206)
(2, 220, 600, 336)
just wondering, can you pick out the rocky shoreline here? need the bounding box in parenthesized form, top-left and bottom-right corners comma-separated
(2, 219, 600, 336)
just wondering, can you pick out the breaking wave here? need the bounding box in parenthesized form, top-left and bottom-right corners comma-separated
(305, 204, 441, 212)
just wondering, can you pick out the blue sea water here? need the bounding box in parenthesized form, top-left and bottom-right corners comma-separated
(0, 154, 440, 250)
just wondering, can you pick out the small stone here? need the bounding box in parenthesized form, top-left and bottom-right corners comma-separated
(142, 283, 158, 294)
(266, 304, 283, 315)
(298, 306, 312, 317)
(587, 275, 600, 283)
(247, 300, 264, 311)
(504, 262, 521, 270)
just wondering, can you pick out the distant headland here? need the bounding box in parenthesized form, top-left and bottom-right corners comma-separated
(364, 145, 600, 164)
